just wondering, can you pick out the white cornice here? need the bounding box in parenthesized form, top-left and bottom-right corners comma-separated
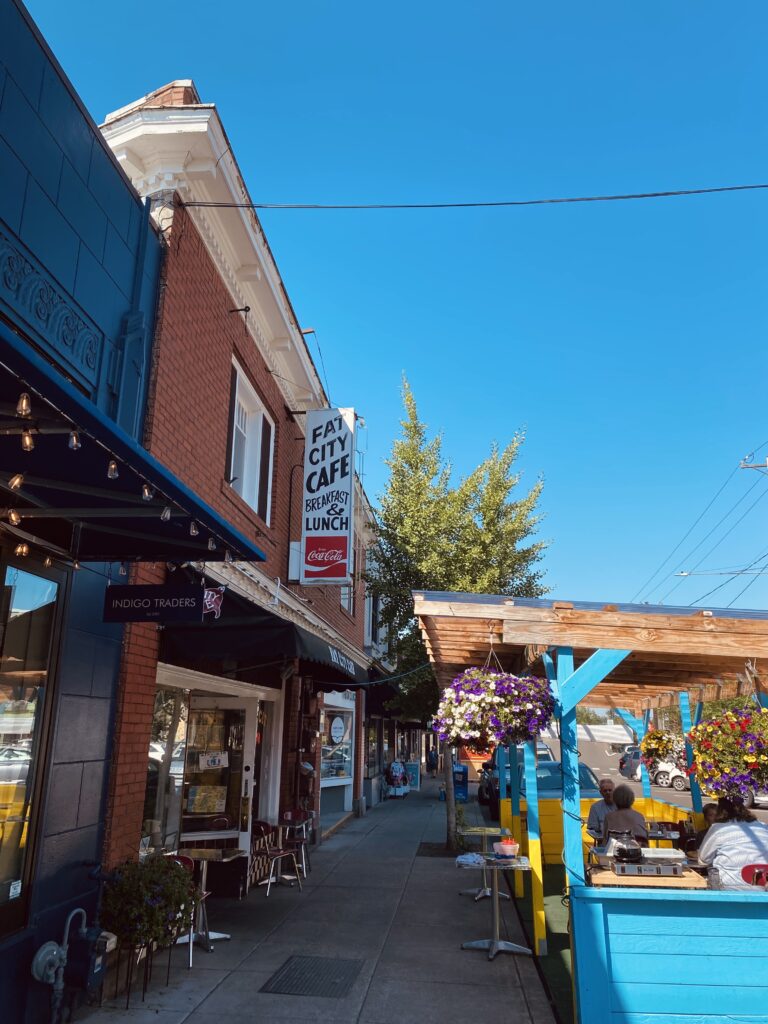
(101, 104, 326, 420)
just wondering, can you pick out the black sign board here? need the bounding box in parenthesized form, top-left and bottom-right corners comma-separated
(103, 584, 205, 623)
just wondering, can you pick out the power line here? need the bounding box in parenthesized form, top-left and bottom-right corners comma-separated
(181, 182, 768, 212)
(632, 440, 768, 604)
(659, 479, 768, 603)
(688, 545, 768, 606)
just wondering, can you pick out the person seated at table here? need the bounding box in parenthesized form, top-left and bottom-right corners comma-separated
(691, 802, 718, 850)
(602, 784, 648, 843)
(587, 779, 616, 839)
(697, 796, 768, 889)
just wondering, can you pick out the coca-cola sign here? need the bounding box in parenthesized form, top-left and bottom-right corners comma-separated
(301, 409, 355, 585)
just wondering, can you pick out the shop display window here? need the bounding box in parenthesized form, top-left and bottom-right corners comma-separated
(0, 567, 58, 931)
(365, 720, 381, 778)
(181, 708, 244, 833)
(141, 689, 189, 853)
(320, 709, 353, 779)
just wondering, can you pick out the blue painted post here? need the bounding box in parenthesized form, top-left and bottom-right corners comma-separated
(615, 708, 651, 797)
(523, 739, 546, 955)
(679, 691, 703, 814)
(508, 742, 524, 897)
(755, 691, 768, 711)
(497, 743, 509, 801)
(557, 648, 586, 888)
(694, 701, 704, 726)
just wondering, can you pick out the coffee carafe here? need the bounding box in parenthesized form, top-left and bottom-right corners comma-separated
(606, 829, 642, 863)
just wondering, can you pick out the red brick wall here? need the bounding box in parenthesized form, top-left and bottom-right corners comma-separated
(105, 199, 366, 863)
(103, 562, 165, 867)
(145, 199, 366, 644)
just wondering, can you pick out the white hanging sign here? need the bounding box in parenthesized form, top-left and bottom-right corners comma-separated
(300, 408, 356, 585)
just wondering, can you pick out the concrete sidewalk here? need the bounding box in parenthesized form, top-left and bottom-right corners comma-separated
(86, 782, 557, 1024)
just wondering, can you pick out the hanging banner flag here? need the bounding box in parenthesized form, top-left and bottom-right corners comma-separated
(301, 408, 355, 585)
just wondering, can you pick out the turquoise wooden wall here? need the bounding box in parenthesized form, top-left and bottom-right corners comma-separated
(0, 0, 160, 439)
(571, 886, 768, 1024)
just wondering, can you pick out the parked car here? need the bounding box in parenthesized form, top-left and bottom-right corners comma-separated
(478, 741, 555, 805)
(0, 746, 31, 782)
(488, 760, 601, 821)
(620, 749, 690, 791)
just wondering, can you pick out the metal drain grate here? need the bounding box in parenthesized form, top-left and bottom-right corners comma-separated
(259, 955, 364, 998)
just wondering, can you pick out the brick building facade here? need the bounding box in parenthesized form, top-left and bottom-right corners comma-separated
(100, 82, 374, 875)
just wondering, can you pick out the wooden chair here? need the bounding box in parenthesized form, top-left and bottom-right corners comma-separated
(251, 820, 303, 897)
(741, 863, 768, 887)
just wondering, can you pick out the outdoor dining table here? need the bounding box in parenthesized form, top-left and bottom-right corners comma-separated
(456, 825, 511, 902)
(458, 855, 532, 960)
(179, 848, 248, 950)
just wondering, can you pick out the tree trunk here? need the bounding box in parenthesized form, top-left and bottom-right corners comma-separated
(443, 739, 457, 851)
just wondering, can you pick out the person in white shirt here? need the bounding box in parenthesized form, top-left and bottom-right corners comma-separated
(698, 797, 768, 889)
(586, 779, 616, 839)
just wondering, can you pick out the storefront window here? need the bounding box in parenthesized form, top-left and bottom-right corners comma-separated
(365, 720, 381, 778)
(142, 689, 188, 853)
(320, 709, 353, 779)
(0, 567, 58, 920)
(182, 708, 244, 834)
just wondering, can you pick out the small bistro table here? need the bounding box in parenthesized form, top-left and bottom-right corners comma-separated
(179, 848, 248, 950)
(458, 855, 532, 960)
(457, 826, 511, 902)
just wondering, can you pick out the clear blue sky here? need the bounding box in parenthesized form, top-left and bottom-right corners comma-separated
(27, 0, 768, 608)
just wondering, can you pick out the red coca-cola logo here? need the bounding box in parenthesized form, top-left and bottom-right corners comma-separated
(307, 548, 344, 564)
(304, 537, 348, 577)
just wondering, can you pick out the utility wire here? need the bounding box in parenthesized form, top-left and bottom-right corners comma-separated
(659, 480, 768, 603)
(181, 182, 768, 212)
(688, 545, 768, 606)
(631, 440, 768, 603)
(651, 475, 768, 602)
(726, 560, 768, 608)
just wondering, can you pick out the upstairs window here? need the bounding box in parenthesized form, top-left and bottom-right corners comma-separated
(227, 363, 274, 524)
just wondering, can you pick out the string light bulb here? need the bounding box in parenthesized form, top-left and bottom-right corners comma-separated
(141, 483, 155, 501)
(68, 430, 81, 450)
(189, 521, 199, 537)
(16, 393, 31, 417)
(161, 506, 171, 522)
(208, 537, 217, 551)
(119, 562, 128, 577)
(14, 542, 29, 557)
(107, 460, 119, 480)
(224, 549, 233, 563)
(21, 429, 34, 452)
(43, 556, 52, 568)
(7, 509, 21, 526)
(72, 560, 80, 570)
(9, 473, 24, 491)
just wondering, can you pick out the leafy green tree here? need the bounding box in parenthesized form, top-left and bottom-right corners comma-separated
(366, 378, 547, 845)
(576, 707, 605, 725)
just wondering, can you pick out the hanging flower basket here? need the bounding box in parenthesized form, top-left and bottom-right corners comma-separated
(432, 668, 555, 748)
(687, 707, 768, 800)
(640, 730, 686, 776)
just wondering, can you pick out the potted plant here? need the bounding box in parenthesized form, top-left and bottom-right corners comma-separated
(687, 706, 768, 801)
(100, 856, 199, 950)
(640, 729, 686, 777)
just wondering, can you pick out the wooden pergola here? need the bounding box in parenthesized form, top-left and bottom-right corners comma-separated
(414, 592, 768, 716)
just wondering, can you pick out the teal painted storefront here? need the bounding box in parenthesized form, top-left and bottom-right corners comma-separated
(0, 2, 160, 1020)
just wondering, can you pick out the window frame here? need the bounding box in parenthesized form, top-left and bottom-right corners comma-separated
(0, 552, 66, 939)
(226, 361, 275, 525)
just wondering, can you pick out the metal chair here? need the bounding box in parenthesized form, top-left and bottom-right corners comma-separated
(281, 809, 312, 878)
(251, 820, 303, 897)
(164, 854, 208, 979)
(741, 863, 768, 887)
